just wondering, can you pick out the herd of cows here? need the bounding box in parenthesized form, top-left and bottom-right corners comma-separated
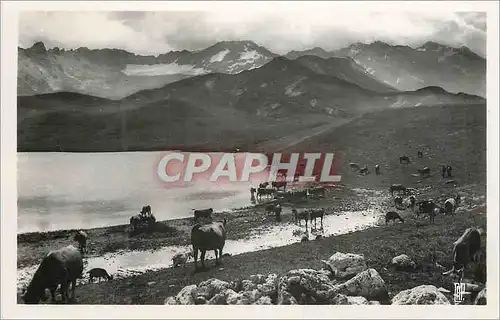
(18, 149, 485, 304)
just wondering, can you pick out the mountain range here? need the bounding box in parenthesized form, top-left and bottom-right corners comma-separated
(18, 40, 486, 99)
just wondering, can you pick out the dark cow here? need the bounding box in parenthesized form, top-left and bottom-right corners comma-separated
(417, 166, 431, 177)
(272, 181, 287, 191)
(390, 184, 407, 196)
(259, 182, 269, 189)
(257, 187, 276, 199)
(22, 245, 83, 304)
(417, 200, 436, 219)
(375, 164, 380, 175)
(250, 187, 257, 199)
(191, 218, 227, 271)
(394, 196, 404, 209)
(417, 150, 423, 158)
(446, 165, 453, 177)
(265, 203, 282, 221)
(443, 227, 482, 281)
(194, 208, 214, 220)
(87, 268, 113, 283)
(385, 211, 404, 225)
(359, 166, 370, 175)
(292, 209, 309, 229)
(73, 230, 88, 254)
(309, 208, 326, 229)
(399, 156, 410, 164)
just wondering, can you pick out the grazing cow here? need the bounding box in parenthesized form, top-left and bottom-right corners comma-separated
(194, 208, 214, 220)
(87, 268, 113, 283)
(309, 208, 326, 229)
(191, 218, 227, 271)
(394, 196, 404, 209)
(444, 194, 461, 216)
(272, 181, 287, 191)
(308, 186, 326, 198)
(359, 166, 370, 175)
(406, 195, 416, 211)
(446, 165, 453, 177)
(399, 156, 410, 164)
(375, 164, 380, 175)
(417, 166, 431, 177)
(265, 203, 282, 221)
(292, 209, 309, 229)
(385, 211, 404, 225)
(417, 200, 436, 219)
(349, 162, 360, 171)
(257, 187, 276, 199)
(417, 151, 423, 158)
(259, 182, 269, 189)
(390, 184, 407, 196)
(172, 251, 193, 268)
(73, 230, 88, 254)
(441, 165, 447, 178)
(443, 227, 482, 281)
(22, 245, 83, 304)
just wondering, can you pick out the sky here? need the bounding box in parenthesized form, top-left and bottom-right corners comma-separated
(18, 9, 487, 57)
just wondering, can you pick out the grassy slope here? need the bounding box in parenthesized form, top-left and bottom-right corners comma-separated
(17, 103, 487, 304)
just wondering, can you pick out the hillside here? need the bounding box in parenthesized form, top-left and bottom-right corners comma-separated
(17, 56, 485, 153)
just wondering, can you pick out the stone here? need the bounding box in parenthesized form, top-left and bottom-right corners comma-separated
(474, 288, 486, 305)
(391, 254, 417, 270)
(277, 269, 338, 304)
(195, 278, 231, 300)
(334, 268, 388, 301)
(321, 252, 368, 279)
(176, 284, 197, 305)
(391, 285, 451, 305)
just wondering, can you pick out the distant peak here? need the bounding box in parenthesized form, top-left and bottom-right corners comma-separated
(29, 41, 47, 54)
(416, 86, 448, 94)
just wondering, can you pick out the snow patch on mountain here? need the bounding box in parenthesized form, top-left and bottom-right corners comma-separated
(122, 63, 208, 76)
(210, 49, 230, 63)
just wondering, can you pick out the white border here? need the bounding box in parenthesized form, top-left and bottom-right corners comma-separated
(1, 1, 499, 319)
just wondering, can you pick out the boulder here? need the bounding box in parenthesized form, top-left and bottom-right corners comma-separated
(255, 296, 273, 305)
(227, 289, 262, 305)
(391, 285, 451, 305)
(330, 294, 370, 305)
(321, 252, 368, 279)
(277, 269, 338, 304)
(165, 284, 197, 305)
(334, 268, 388, 301)
(474, 288, 486, 305)
(391, 254, 416, 270)
(208, 288, 238, 305)
(256, 273, 278, 298)
(164, 296, 178, 305)
(195, 278, 231, 300)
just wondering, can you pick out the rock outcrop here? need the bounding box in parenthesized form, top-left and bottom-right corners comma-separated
(391, 285, 451, 305)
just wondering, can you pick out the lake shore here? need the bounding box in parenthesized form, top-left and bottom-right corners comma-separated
(17, 184, 367, 269)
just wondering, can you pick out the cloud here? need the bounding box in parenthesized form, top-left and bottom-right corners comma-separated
(18, 10, 487, 57)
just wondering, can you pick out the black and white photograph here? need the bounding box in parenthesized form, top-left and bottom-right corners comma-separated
(1, 1, 499, 318)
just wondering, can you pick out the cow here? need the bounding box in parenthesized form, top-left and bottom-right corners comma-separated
(193, 208, 214, 220)
(407, 195, 416, 212)
(442, 227, 482, 282)
(257, 187, 276, 199)
(191, 218, 227, 271)
(289, 189, 309, 200)
(292, 209, 309, 229)
(22, 245, 83, 304)
(259, 182, 269, 189)
(446, 165, 453, 177)
(73, 230, 88, 254)
(399, 155, 410, 165)
(349, 162, 360, 171)
(87, 268, 113, 283)
(272, 181, 287, 191)
(308, 186, 326, 199)
(250, 187, 257, 199)
(417, 166, 431, 177)
(265, 203, 282, 221)
(444, 194, 461, 216)
(375, 164, 380, 175)
(417, 150, 423, 158)
(309, 208, 326, 229)
(385, 211, 404, 225)
(394, 196, 404, 209)
(390, 184, 407, 196)
(417, 200, 436, 219)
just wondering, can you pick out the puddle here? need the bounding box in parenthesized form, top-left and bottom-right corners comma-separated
(17, 210, 381, 290)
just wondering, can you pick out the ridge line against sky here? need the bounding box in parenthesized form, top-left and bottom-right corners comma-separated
(18, 11, 486, 58)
